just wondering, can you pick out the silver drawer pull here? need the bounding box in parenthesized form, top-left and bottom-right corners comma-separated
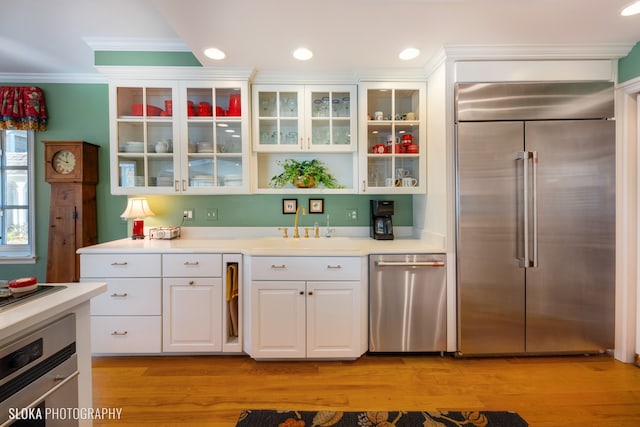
(111, 331, 128, 336)
(184, 261, 200, 266)
(110, 292, 128, 298)
(327, 264, 342, 269)
(270, 264, 287, 269)
(111, 261, 128, 266)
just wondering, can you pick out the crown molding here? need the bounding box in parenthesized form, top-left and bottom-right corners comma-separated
(83, 37, 190, 52)
(0, 72, 106, 84)
(355, 67, 428, 82)
(95, 66, 255, 81)
(251, 70, 358, 84)
(442, 43, 635, 61)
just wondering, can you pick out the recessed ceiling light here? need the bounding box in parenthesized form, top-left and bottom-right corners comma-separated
(399, 48, 420, 60)
(293, 47, 313, 61)
(204, 47, 226, 60)
(621, 1, 640, 16)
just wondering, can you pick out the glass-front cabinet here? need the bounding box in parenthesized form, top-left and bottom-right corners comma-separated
(358, 82, 426, 194)
(109, 80, 249, 195)
(252, 85, 356, 152)
(252, 84, 357, 193)
(181, 82, 248, 192)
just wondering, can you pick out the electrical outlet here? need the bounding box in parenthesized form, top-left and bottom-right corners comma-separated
(347, 208, 358, 220)
(206, 208, 218, 221)
(183, 209, 194, 220)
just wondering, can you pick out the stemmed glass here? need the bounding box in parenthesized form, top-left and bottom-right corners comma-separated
(342, 96, 350, 116)
(332, 98, 341, 117)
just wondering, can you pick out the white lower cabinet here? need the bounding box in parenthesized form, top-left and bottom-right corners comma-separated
(163, 277, 222, 352)
(81, 254, 162, 354)
(81, 251, 242, 355)
(248, 256, 366, 360)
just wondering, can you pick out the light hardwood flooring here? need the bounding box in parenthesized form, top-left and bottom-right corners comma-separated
(92, 354, 640, 427)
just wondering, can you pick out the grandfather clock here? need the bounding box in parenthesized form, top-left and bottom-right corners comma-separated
(44, 141, 99, 282)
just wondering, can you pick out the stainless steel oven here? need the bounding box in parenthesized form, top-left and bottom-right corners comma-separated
(0, 314, 78, 427)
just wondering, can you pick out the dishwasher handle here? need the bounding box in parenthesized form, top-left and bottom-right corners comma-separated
(375, 261, 445, 267)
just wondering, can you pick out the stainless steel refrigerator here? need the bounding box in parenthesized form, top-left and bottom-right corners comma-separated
(455, 82, 615, 356)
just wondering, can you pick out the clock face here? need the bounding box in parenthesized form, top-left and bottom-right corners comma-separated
(52, 150, 76, 174)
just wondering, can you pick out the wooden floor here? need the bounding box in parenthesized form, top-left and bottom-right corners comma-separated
(92, 353, 640, 427)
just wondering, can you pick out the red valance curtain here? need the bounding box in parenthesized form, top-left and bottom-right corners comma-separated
(0, 86, 48, 131)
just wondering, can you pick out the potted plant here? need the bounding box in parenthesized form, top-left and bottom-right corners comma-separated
(269, 159, 342, 188)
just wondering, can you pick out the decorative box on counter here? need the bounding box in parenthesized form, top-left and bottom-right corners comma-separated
(149, 227, 181, 240)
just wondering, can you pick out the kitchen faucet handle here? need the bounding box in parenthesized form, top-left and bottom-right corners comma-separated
(277, 227, 289, 238)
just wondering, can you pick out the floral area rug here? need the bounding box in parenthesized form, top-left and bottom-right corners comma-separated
(235, 409, 528, 426)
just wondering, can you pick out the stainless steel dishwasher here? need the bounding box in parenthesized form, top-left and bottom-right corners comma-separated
(369, 254, 446, 352)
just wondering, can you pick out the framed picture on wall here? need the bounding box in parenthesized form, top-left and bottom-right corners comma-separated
(282, 198, 297, 214)
(309, 198, 324, 214)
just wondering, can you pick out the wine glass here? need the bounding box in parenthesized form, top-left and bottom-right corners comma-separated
(342, 96, 350, 116)
(287, 98, 296, 116)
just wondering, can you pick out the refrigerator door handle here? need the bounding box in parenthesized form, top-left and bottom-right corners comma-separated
(516, 151, 531, 268)
(531, 150, 539, 268)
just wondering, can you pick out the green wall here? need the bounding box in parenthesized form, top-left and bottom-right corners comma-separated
(619, 42, 640, 83)
(0, 83, 412, 282)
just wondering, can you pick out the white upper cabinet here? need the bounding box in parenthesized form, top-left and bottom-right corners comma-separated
(109, 79, 250, 195)
(358, 82, 427, 194)
(179, 82, 250, 193)
(252, 84, 358, 193)
(252, 84, 357, 152)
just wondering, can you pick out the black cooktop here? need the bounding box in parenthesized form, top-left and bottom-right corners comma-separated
(0, 285, 66, 311)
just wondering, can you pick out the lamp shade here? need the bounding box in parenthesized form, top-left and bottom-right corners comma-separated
(120, 198, 155, 219)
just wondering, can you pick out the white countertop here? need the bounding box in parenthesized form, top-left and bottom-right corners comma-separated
(0, 282, 107, 340)
(77, 235, 445, 256)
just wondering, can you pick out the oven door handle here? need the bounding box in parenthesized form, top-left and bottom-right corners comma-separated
(0, 370, 80, 426)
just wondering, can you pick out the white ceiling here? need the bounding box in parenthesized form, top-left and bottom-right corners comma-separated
(1, 0, 639, 79)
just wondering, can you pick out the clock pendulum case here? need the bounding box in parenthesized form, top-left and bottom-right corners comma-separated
(43, 141, 99, 282)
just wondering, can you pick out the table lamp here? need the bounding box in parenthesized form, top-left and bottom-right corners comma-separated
(120, 198, 155, 239)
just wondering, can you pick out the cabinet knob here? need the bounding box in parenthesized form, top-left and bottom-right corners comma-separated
(111, 261, 128, 266)
(327, 265, 342, 269)
(189, 280, 195, 286)
(111, 331, 128, 336)
(184, 261, 200, 266)
(271, 264, 287, 269)
(308, 291, 313, 296)
(299, 291, 305, 295)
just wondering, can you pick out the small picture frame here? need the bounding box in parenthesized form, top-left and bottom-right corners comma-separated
(282, 198, 298, 214)
(309, 198, 324, 214)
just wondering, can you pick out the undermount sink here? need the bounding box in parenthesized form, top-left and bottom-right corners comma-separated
(252, 236, 360, 251)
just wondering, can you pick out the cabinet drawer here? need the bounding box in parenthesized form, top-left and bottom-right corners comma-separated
(162, 253, 222, 277)
(81, 254, 161, 277)
(89, 278, 161, 316)
(91, 316, 161, 354)
(251, 256, 361, 281)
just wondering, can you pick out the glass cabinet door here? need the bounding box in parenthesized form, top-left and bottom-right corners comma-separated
(360, 84, 425, 194)
(307, 87, 356, 152)
(253, 86, 303, 151)
(114, 85, 176, 192)
(182, 85, 247, 192)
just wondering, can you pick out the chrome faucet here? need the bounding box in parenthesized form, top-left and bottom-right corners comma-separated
(293, 206, 306, 238)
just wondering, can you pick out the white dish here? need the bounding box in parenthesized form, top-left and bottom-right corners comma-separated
(10, 283, 38, 293)
(124, 141, 144, 153)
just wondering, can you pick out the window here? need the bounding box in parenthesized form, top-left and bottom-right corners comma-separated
(0, 129, 35, 262)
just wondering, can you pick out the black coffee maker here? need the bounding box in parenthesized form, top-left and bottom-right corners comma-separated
(370, 200, 394, 240)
